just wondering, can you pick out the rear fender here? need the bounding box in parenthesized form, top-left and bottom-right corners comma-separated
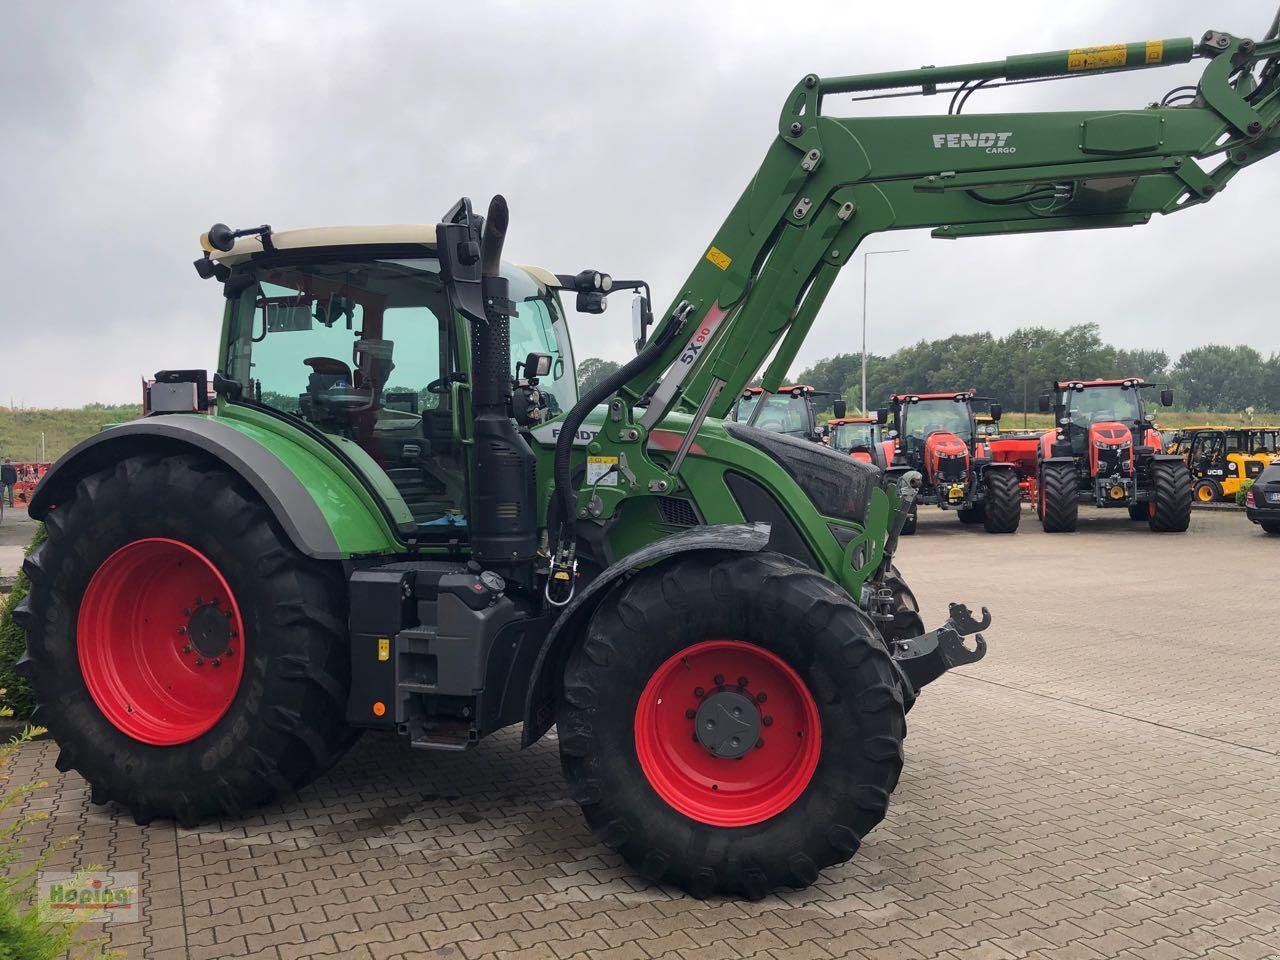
(521, 522, 770, 746)
(28, 415, 391, 560)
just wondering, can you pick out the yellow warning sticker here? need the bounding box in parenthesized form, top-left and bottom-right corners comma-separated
(586, 455, 618, 487)
(1067, 44, 1128, 71)
(1145, 40, 1163, 64)
(705, 246, 732, 270)
(377, 637, 390, 662)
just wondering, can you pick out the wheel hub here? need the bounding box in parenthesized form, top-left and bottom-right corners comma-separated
(186, 599, 234, 661)
(694, 689, 760, 759)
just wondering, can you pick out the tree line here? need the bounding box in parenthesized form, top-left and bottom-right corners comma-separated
(577, 323, 1279, 414)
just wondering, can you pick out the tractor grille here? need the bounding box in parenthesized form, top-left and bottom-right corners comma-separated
(657, 497, 699, 527)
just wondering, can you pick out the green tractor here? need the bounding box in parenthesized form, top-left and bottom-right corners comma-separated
(17, 19, 1280, 898)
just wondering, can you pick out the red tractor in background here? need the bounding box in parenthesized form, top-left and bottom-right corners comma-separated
(883, 391, 1022, 535)
(1036, 378, 1191, 532)
(974, 415, 1042, 503)
(826, 416, 896, 467)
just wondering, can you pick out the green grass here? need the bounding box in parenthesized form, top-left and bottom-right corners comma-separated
(0, 406, 142, 463)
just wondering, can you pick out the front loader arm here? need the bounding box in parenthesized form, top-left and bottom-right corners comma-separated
(626, 26, 1280, 434)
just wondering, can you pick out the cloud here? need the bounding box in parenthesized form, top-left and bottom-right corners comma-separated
(1, 0, 1275, 406)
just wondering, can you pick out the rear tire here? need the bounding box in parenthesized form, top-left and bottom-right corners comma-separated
(956, 504, 984, 524)
(1193, 479, 1222, 504)
(981, 470, 1021, 534)
(1148, 461, 1192, 533)
(558, 551, 906, 899)
(1127, 505, 1147, 521)
(16, 453, 357, 826)
(1039, 462, 1078, 533)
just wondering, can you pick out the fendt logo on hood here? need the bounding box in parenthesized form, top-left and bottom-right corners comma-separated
(931, 131, 1015, 154)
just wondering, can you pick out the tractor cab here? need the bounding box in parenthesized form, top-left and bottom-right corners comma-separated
(1040, 379, 1170, 462)
(827, 416, 893, 468)
(206, 226, 577, 536)
(728, 384, 836, 443)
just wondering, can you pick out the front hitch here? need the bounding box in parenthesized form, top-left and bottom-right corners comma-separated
(891, 602, 990, 694)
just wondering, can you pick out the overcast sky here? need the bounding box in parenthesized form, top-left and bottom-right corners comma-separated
(1, 0, 1276, 408)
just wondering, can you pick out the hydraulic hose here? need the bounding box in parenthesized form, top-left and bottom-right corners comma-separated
(552, 311, 686, 542)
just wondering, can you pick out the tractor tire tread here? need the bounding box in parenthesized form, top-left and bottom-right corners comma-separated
(20, 452, 358, 826)
(558, 550, 906, 899)
(1040, 463, 1078, 533)
(1149, 460, 1192, 532)
(982, 470, 1021, 534)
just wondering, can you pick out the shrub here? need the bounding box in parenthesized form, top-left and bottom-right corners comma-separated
(1236, 479, 1255, 507)
(0, 709, 118, 959)
(0, 525, 44, 721)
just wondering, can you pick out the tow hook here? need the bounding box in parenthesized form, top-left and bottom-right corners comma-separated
(891, 602, 990, 693)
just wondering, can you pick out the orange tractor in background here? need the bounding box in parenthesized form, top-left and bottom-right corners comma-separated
(826, 416, 896, 467)
(883, 391, 1023, 535)
(1036, 378, 1191, 532)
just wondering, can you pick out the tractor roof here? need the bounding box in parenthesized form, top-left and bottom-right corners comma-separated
(890, 391, 974, 402)
(1054, 377, 1148, 389)
(202, 224, 560, 288)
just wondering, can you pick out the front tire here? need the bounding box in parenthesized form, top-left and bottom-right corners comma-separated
(1039, 462, 1078, 533)
(1148, 461, 1192, 533)
(558, 551, 906, 899)
(981, 470, 1021, 534)
(16, 453, 357, 826)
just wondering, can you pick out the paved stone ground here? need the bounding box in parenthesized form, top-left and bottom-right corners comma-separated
(7, 506, 1280, 959)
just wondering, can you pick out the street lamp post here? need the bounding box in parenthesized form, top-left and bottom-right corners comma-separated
(861, 249, 908, 414)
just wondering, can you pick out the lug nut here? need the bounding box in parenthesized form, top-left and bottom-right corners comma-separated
(182, 644, 192, 655)
(212, 658, 221, 668)
(737, 676, 749, 688)
(177, 626, 187, 635)
(693, 686, 705, 698)
(756, 692, 768, 704)
(763, 715, 774, 727)
(755, 739, 765, 749)
(713, 674, 724, 686)
(183, 608, 191, 617)
(685, 708, 696, 719)
(194, 657, 205, 666)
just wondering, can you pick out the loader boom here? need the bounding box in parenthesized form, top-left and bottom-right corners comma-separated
(621, 27, 1280, 439)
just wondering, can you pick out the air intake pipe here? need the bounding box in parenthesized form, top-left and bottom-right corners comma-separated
(467, 196, 538, 573)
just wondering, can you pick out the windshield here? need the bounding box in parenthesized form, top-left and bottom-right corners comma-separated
(902, 398, 971, 441)
(749, 393, 812, 437)
(832, 422, 875, 452)
(220, 254, 575, 533)
(1064, 384, 1142, 426)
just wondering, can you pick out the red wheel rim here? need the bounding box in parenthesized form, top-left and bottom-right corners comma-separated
(78, 538, 245, 746)
(633, 640, 821, 827)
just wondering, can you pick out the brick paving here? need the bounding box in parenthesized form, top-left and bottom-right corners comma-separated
(7, 506, 1280, 959)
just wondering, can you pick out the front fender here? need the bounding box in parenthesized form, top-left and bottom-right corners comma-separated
(29, 414, 399, 560)
(521, 522, 770, 746)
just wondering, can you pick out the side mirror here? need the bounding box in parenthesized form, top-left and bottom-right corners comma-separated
(521, 352, 553, 379)
(1038, 393, 1052, 413)
(832, 399, 847, 419)
(876, 407, 889, 424)
(1160, 388, 1174, 407)
(989, 403, 1003, 422)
